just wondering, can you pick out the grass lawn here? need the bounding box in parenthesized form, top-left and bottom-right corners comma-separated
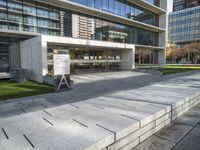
(0, 81, 54, 101)
(161, 65, 200, 75)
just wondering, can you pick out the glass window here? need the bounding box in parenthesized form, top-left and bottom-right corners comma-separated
(69, 0, 159, 27)
(23, 4, 36, 15)
(0, 0, 7, 8)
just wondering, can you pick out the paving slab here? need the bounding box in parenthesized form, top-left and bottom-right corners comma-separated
(133, 135, 176, 150)
(71, 105, 140, 141)
(173, 134, 200, 150)
(189, 125, 200, 137)
(2, 118, 52, 138)
(0, 135, 32, 150)
(79, 97, 167, 127)
(155, 123, 193, 143)
(173, 108, 200, 126)
(26, 120, 115, 150)
(108, 91, 179, 106)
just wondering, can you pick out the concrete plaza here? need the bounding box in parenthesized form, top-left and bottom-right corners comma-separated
(0, 71, 200, 150)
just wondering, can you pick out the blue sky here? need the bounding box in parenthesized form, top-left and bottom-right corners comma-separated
(168, 0, 173, 13)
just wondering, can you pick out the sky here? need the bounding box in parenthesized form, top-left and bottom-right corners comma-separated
(168, 0, 173, 13)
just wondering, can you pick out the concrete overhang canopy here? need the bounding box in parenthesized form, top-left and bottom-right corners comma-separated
(42, 35, 135, 50)
(135, 44, 165, 50)
(127, 0, 166, 14)
(36, 0, 165, 33)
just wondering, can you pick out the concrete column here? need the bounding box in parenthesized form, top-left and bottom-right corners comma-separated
(20, 36, 44, 83)
(158, 50, 165, 65)
(121, 48, 135, 70)
(159, 0, 168, 48)
(41, 40, 48, 77)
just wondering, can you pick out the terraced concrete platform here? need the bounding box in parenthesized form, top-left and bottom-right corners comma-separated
(0, 71, 200, 150)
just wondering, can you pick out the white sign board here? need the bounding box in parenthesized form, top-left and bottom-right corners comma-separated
(53, 54, 70, 75)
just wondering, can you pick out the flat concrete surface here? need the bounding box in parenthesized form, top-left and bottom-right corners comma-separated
(0, 71, 200, 150)
(0, 71, 200, 118)
(133, 104, 200, 150)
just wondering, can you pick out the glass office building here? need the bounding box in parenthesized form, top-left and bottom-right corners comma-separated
(173, 0, 200, 11)
(0, 0, 167, 81)
(169, 1, 200, 43)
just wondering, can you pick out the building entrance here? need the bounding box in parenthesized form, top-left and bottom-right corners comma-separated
(47, 46, 122, 74)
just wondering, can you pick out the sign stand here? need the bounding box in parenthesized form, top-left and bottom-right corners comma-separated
(57, 74, 70, 91)
(53, 51, 71, 91)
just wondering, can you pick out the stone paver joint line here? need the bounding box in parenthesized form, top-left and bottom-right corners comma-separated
(107, 95, 171, 107)
(96, 123, 117, 141)
(97, 99, 106, 102)
(41, 104, 48, 108)
(23, 134, 35, 148)
(121, 103, 136, 110)
(92, 104, 104, 110)
(2, 128, 9, 139)
(69, 104, 80, 109)
(20, 108, 26, 113)
(198, 121, 200, 125)
(121, 114, 140, 122)
(19, 101, 25, 106)
(43, 110, 52, 116)
(148, 103, 165, 108)
(42, 117, 54, 126)
(72, 119, 88, 128)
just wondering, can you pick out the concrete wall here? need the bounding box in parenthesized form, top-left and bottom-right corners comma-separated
(20, 36, 44, 82)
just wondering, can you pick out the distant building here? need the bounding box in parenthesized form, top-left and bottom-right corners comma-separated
(169, 0, 200, 44)
(173, 0, 200, 11)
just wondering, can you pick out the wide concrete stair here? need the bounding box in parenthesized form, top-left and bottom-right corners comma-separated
(0, 72, 200, 150)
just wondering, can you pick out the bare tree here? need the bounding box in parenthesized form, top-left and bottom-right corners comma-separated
(182, 42, 200, 64)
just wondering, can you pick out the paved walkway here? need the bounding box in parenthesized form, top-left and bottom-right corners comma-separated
(133, 103, 200, 150)
(0, 71, 200, 150)
(0, 71, 198, 118)
(0, 71, 164, 118)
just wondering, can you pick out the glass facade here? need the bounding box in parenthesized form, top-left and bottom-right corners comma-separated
(145, 0, 160, 6)
(173, 0, 200, 11)
(0, 0, 61, 35)
(169, 5, 200, 43)
(65, 12, 158, 46)
(0, 0, 159, 46)
(69, 0, 159, 27)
